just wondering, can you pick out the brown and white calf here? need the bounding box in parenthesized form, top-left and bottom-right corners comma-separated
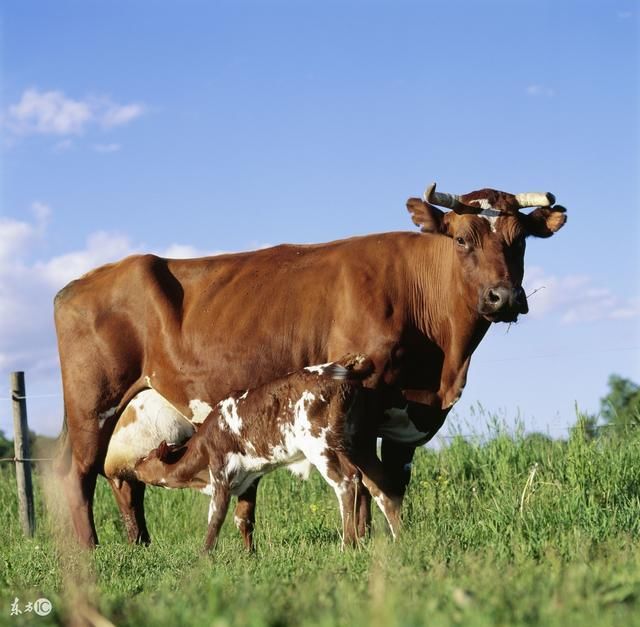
(132, 356, 401, 551)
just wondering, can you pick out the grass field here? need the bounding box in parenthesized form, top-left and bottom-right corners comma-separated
(1, 417, 640, 626)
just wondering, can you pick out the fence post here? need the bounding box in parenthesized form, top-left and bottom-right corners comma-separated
(11, 371, 35, 537)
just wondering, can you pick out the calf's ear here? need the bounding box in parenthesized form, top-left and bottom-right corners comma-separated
(524, 206, 567, 238)
(406, 198, 445, 234)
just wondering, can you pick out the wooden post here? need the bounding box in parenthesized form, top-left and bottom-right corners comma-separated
(11, 371, 35, 537)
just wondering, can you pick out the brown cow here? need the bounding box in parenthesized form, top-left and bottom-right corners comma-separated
(54, 182, 566, 548)
(132, 355, 401, 551)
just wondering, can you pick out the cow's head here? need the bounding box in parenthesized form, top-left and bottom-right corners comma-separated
(407, 183, 567, 323)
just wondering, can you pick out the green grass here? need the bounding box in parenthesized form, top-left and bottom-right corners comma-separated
(1, 419, 640, 626)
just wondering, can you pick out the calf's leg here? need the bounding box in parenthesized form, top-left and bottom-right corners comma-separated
(203, 478, 231, 553)
(350, 437, 404, 539)
(303, 446, 360, 548)
(233, 478, 260, 551)
(358, 456, 403, 539)
(108, 478, 151, 545)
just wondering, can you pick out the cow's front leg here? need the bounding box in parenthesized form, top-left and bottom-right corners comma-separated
(380, 439, 415, 498)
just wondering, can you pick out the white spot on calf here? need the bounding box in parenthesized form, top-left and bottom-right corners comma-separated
(287, 459, 313, 479)
(218, 397, 243, 434)
(206, 469, 218, 523)
(223, 451, 273, 495)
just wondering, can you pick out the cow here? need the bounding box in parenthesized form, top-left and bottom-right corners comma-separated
(54, 182, 567, 549)
(131, 355, 400, 551)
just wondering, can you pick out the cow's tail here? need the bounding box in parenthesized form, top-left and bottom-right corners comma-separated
(54, 411, 72, 476)
(325, 354, 375, 383)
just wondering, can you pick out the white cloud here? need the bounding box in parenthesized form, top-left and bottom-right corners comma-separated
(6, 88, 145, 136)
(8, 89, 92, 135)
(93, 143, 121, 153)
(101, 103, 145, 129)
(524, 266, 640, 323)
(526, 84, 555, 98)
(163, 243, 211, 259)
(36, 231, 137, 288)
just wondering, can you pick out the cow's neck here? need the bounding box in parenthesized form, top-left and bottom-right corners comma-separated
(407, 234, 491, 407)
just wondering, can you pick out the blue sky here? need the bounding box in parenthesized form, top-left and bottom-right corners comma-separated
(1, 1, 638, 437)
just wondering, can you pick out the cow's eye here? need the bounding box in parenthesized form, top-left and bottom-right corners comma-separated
(455, 237, 466, 247)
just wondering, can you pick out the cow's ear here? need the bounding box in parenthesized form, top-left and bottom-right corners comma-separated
(406, 198, 445, 234)
(524, 206, 567, 238)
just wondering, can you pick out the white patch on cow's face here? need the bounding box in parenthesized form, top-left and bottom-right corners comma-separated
(189, 399, 213, 424)
(304, 362, 332, 374)
(379, 406, 430, 445)
(218, 397, 243, 434)
(98, 406, 118, 429)
(470, 200, 501, 233)
(104, 389, 195, 480)
(481, 214, 498, 233)
(233, 515, 244, 530)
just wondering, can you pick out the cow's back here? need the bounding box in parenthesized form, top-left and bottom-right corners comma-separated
(54, 234, 415, 425)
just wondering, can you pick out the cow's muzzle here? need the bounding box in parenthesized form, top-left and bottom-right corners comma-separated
(479, 285, 529, 323)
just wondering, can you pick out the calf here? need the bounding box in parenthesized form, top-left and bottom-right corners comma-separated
(134, 355, 401, 552)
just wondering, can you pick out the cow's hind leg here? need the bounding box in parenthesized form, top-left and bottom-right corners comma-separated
(108, 478, 150, 545)
(233, 478, 260, 551)
(61, 455, 100, 548)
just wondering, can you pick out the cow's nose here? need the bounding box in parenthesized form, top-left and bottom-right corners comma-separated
(480, 286, 528, 318)
(484, 286, 511, 310)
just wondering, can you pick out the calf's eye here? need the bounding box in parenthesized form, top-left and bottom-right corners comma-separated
(455, 237, 466, 247)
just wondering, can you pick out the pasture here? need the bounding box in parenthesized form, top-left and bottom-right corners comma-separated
(1, 416, 640, 627)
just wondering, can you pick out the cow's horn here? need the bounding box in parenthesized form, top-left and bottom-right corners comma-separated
(423, 182, 466, 211)
(514, 192, 556, 208)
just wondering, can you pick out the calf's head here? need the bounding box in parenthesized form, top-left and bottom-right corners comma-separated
(407, 183, 567, 323)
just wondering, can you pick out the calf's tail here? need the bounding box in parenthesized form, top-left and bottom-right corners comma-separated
(325, 354, 375, 383)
